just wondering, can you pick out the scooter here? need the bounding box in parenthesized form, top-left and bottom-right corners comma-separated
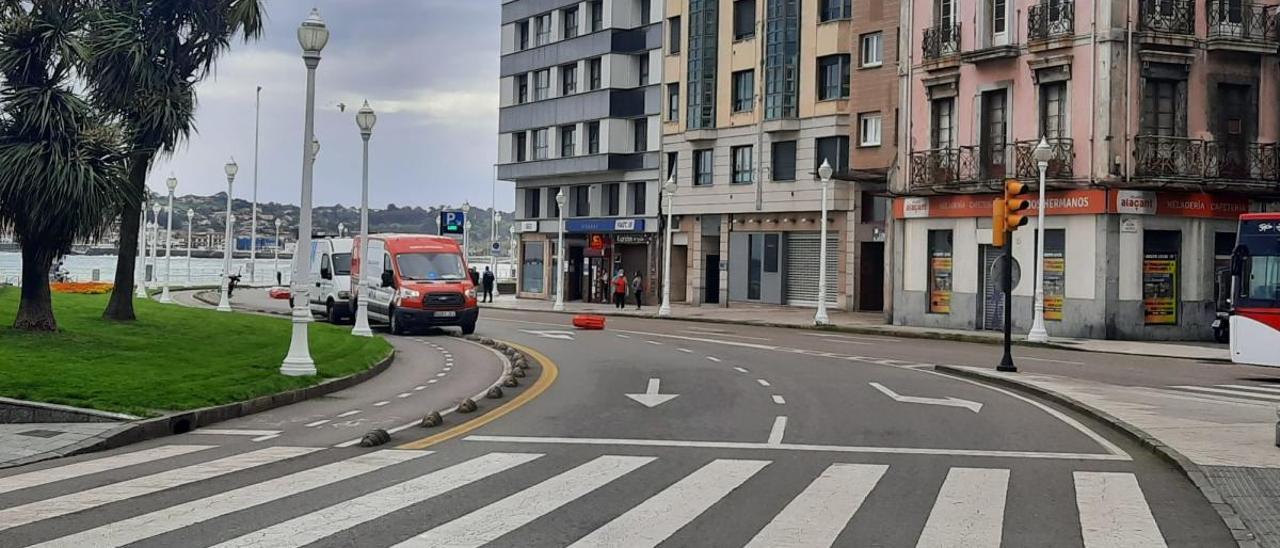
(1211, 310, 1230, 344)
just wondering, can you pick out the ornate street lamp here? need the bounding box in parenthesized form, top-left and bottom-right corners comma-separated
(553, 190, 566, 311)
(159, 175, 178, 303)
(658, 175, 677, 317)
(218, 159, 238, 312)
(352, 100, 376, 337)
(1028, 137, 1054, 342)
(815, 159, 834, 326)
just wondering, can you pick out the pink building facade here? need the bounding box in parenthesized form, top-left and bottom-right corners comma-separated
(891, 0, 1280, 340)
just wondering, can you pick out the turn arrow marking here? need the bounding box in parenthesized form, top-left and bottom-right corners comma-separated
(626, 378, 679, 408)
(868, 382, 983, 413)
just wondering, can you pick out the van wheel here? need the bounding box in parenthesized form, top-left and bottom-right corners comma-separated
(389, 308, 405, 335)
(326, 300, 340, 324)
(461, 319, 476, 335)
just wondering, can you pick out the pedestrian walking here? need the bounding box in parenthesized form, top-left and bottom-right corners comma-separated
(612, 270, 628, 309)
(469, 266, 480, 286)
(631, 271, 643, 310)
(482, 266, 495, 303)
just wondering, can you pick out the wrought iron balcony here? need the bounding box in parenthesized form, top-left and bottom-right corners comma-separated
(922, 22, 960, 61)
(1139, 0, 1195, 35)
(1028, 0, 1075, 41)
(909, 146, 986, 190)
(1015, 138, 1075, 179)
(1135, 135, 1280, 187)
(1208, 0, 1278, 43)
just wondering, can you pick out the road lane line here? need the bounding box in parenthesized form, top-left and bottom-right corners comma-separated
(436, 372, 447, 377)
(767, 417, 787, 445)
(0, 446, 318, 532)
(32, 450, 430, 548)
(772, 395, 786, 404)
(916, 468, 1009, 548)
(618, 329, 778, 351)
(0, 445, 215, 495)
(1216, 384, 1280, 395)
(337, 410, 361, 418)
(734, 367, 749, 373)
(1074, 472, 1166, 548)
(1170, 386, 1280, 401)
(415, 385, 428, 390)
(374, 401, 390, 407)
(567, 459, 770, 548)
(744, 463, 887, 548)
(678, 348, 693, 353)
(252, 434, 279, 442)
(1020, 356, 1085, 365)
(394, 456, 655, 547)
(209, 453, 544, 548)
(617, 334, 631, 339)
(304, 420, 330, 427)
(427, 379, 439, 384)
(687, 328, 771, 341)
(757, 379, 772, 387)
(707, 356, 722, 362)
(397, 393, 412, 398)
(647, 340, 663, 345)
(194, 428, 281, 437)
(808, 332, 902, 342)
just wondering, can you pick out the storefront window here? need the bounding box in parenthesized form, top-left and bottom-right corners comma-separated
(927, 230, 953, 314)
(1143, 230, 1180, 325)
(521, 241, 544, 294)
(1042, 230, 1065, 321)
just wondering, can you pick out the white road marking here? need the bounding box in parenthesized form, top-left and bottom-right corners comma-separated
(428, 379, 439, 384)
(464, 435, 1130, 461)
(252, 434, 279, 442)
(626, 378, 680, 408)
(617, 334, 631, 339)
(1074, 472, 1166, 548)
(0, 445, 214, 495)
(687, 328, 771, 341)
(1021, 356, 1085, 365)
(868, 382, 984, 413)
(397, 393, 412, 399)
(808, 332, 902, 342)
(916, 468, 1009, 548)
(209, 452, 543, 548)
(567, 459, 770, 548)
(519, 329, 576, 340)
(772, 395, 786, 404)
(618, 329, 778, 351)
(767, 416, 787, 445)
(757, 379, 772, 387)
(304, 420, 330, 427)
(0, 446, 318, 532)
(194, 428, 281, 437)
(394, 456, 654, 547)
(647, 340, 663, 345)
(337, 410, 361, 418)
(744, 463, 887, 548)
(734, 367, 749, 373)
(678, 348, 693, 353)
(706, 356, 722, 362)
(374, 401, 390, 407)
(32, 451, 429, 548)
(415, 385, 428, 390)
(1170, 386, 1280, 401)
(1216, 384, 1280, 395)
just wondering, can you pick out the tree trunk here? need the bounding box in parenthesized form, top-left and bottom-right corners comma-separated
(14, 243, 57, 331)
(102, 154, 150, 321)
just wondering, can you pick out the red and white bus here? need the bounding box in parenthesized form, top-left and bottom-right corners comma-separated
(1229, 213, 1280, 367)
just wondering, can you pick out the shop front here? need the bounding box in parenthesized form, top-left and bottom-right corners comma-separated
(516, 217, 659, 303)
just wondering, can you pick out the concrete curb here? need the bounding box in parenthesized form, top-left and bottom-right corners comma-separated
(934, 364, 1260, 548)
(0, 397, 140, 424)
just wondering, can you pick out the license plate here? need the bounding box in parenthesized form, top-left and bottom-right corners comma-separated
(433, 311, 456, 318)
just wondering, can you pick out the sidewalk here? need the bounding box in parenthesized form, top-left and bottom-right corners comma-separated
(482, 294, 1230, 362)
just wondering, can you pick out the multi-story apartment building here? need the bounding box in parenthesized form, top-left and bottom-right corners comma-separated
(499, 0, 664, 303)
(893, 0, 1280, 340)
(662, 0, 889, 311)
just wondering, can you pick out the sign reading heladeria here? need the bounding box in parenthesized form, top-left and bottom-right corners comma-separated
(1109, 191, 1250, 219)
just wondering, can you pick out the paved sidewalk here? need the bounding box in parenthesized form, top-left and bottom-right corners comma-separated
(0, 423, 132, 469)
(482, 294, 1230, 362)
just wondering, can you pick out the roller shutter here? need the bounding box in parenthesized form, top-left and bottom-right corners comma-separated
(784, 232, 838, 306)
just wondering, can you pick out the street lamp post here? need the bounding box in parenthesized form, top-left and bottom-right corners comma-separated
(186, 209, 194, 283)
(282, 8, 328, 377)
(352, 100, 376, 338)
(553, 190, 566, 311)
(461, 202, 472, 259)
(274, 218, 282, 286)
(815, 159, 834, 326)
(135, 205, 148, 298)
(217, 159, 238, 312)
(150, 203, 161, 294)
(509, 225, 517, 287)
(492, 212, 501, 296)
(250, 85, 262, 284)
(1027, 137, 1054, 343)
(658, 175, 676, 317)
(160, 175, 178, 303)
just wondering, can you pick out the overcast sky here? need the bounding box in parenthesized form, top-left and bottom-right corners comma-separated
(149, 1, 509, 211)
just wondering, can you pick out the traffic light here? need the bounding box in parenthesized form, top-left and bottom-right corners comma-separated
(992, 179, 1032, 247)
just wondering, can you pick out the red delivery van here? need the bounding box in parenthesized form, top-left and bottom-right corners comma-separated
(350, 234, 479, 335)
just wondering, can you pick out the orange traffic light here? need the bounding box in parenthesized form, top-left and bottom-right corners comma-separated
(1003, 178, 1031, 232)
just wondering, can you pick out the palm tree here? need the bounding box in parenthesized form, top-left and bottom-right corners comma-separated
(0, 0, 128, 331)
(87, 0, 264, 321)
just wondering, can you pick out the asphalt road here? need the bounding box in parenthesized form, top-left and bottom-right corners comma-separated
(0, 306, 1238, 547)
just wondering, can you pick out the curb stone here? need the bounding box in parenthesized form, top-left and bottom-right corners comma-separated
(934, 364, 1260, 547)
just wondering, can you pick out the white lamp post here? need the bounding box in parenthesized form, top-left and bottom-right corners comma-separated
(492, 212, 502, 296)
(553, 189, 566, 311)
(159, 175, 178, 303)
(1027, 137, 1054, 343)
(218, 159, 238, 312)
(150, 203, 161, 292)
(352, 100, 376, 337)
(274, 218, 283, 285)
(461, 202, 472, 259)
(658, 175, 676, 317)
(186, 208, 194, 283)
(282, 8, 328, 377)
(135, 205, 148, 297)
(509, 224, 517, 286)
(815, 159, 834, 326)
(250, 85, 262, 284)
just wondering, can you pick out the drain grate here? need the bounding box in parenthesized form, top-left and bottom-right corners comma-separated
(16, 429, 64, 438)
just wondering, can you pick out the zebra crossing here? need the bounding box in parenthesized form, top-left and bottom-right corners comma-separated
(1163, 382, 1280, 404)
(0, 443, 1175, 547)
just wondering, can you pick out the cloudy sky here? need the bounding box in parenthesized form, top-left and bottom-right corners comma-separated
(149, 1, 509, 211)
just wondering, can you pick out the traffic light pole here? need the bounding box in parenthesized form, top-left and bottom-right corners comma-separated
(998, 231, 1017, 372)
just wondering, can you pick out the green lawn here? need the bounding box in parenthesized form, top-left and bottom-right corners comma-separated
(0, 287, 392, 417)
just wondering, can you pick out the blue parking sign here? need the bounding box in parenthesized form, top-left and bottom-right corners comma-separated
(440, 211, 465, 235)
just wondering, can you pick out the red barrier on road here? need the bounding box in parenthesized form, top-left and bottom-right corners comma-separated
(572, 315, 606, 330)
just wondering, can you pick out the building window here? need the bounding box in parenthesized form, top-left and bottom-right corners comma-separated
(732, 70, 755, 112)
(605, 183, 620, 216)
(572, 186, 590, 217)
(547, 186, 561, 217)
(765, 0, 800, 119)
(860, 32, 883, 67)
(560, 125, 576, 157)
(588, 57, 602, 90)
(1141, 78, 1183, 136)
(517, 21, 529, 50)
(930, 97, 955, 149)
(772, 140, 796, 181)
(666, 151, 678, 179)
(927, 230, 954, 314)
(563, 7, 579, 39)
(1040, 82, 1066, 140)
(534, 69, 549, 100)
(667, 83, 680, 120)
(590, 0, 603, 31)
(587, 121, 600, 154)
(668, 16, 682, 53)
(524, 188, 541, 218)
(535, 13, 551, 46)
(516, 74, 529, 104)
(561, 64, 577, 95)
(633, 118, 648, 152)
(637, 55, 649, 85)
(989, 0, 1007, 43)
(631, 182, 647, 215)
(734, 0, 757, 39)
(514, 132, 527, 162)
(694, 149, 714, 185)
(815, 136, 849, 174)
(820, 0, 852, 21)
(817, 54, 850, 100)
(859, 112, 882, 147)
(532, 129, 548, 160)
(732, 145, 754, 184)
(687, 0, 719, 129)
(521, 241, 544, 294)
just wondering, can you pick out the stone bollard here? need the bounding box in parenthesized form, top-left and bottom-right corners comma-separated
(359, 429, 391, 447)
(511, 367, 526, 378)
(457, 398, 478, 413)
(420, 411, 443, 428)
(503, 375, 519, 388)
(486, 386, 504, 399)
(514, 357, 529, 370)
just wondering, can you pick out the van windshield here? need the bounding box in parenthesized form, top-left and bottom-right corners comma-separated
(332, 253, 352, 276)
(396, 252, 466, 281)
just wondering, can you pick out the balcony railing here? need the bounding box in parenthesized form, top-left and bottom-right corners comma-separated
(1028, 0, 1075, 41)
(923, 22, 960, 61)
(1139, 0, 1195, 35)
(1208, 0, 1278, 43)
(1015, 138, 1075, 179)
(1135, 135, 1280, 185)
(909, 146, 984, 190)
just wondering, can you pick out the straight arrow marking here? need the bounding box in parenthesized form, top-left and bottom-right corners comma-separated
(868, 382, 983, 413)
(626, 378, 679, 408)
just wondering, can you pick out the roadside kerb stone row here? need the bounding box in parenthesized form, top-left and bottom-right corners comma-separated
(416, 334, 521, 429)
(934, 364, 1260, 548)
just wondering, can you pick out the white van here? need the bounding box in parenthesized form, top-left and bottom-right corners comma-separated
(306, 237, 354, 323)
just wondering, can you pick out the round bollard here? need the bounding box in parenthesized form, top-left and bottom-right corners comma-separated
(457, 398, 478, 413)
(420, 411, 443, 428)
(359, 429, 391, 447)
(503, 375, 519, 388)
(511, 367, 526, 378)
(486, 386, 504, 399)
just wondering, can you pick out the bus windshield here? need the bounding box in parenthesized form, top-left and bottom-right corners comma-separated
(396, 252, 466, 281)
(1237, 219, 1280, 307)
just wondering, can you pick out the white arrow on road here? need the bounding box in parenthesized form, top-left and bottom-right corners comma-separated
(868, 382, 983, 413)
(626, 378, 679, 408)
(519, 329, 576, 340)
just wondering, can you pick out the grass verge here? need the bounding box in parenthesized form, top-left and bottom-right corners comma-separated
(0, 287, 392, 417)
